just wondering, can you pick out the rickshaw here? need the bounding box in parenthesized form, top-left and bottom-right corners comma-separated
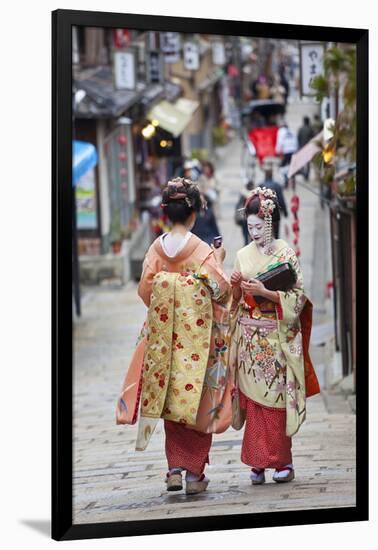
(240, 100, 286, 183)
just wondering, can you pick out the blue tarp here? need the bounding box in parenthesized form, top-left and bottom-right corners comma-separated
(72, 140, 98, 187)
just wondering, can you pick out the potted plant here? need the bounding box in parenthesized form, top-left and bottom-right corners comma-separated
(310, 45, 356, 199)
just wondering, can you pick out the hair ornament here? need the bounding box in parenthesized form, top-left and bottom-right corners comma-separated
(244, 186, 278, 247)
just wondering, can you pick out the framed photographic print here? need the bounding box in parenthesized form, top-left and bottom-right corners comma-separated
(52, 8, 368, 541)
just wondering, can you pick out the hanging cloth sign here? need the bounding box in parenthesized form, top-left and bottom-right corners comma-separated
(184, 41, 200, 71)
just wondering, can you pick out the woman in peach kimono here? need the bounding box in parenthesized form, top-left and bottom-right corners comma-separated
(116, 177, 232, 495)
(229, 187, 319, 485)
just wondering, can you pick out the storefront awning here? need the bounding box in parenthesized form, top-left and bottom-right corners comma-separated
(147, 98, 199, 137)
(288, 131, 323, 178)
(72, 140, 98, 187)
(73, 66, 146, 118)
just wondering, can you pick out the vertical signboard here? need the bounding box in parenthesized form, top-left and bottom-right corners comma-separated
(300, 42, 325, 96)
(160, 32, 181, 64)
(212, 41, 226, 66)
(146, 50, 164, 83)
(76, 168, 98, 230)
(113, 49, 136, 90)
(184, 41, 200, 71)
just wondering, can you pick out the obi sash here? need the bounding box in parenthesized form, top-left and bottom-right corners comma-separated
(136, 271, 213, 450)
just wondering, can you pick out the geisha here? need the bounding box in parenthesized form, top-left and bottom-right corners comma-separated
(229, 186, 319, 484)
(116, 178, 232, 495)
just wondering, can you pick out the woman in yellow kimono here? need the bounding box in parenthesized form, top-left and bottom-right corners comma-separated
(116, 177, 232, 495)
(229, 187, 319, 485)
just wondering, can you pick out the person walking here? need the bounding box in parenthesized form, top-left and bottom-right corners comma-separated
(229, 186, 320, 485)
(116, 177, 232, 495)
(235, 181, 254, 246)
(191, 192, 222, 246)
(198, 161, 221, 218)
(297, 116, 315, 180)
(312, 113, 323, 135)
(276, 122, 298, 188)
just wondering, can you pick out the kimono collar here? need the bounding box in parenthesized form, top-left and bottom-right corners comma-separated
(153, 233, 210, 263)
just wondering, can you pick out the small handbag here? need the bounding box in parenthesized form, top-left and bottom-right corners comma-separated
(254, 262, 297, 304)
(231, 367, 246, 430)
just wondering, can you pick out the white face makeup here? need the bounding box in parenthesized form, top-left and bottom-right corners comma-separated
(247, 214, 265, 245)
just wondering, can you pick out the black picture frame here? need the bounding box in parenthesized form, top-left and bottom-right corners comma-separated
(52, 8, 369, 541)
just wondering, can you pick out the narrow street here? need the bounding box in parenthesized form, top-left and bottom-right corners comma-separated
(73, 100, 356, 525)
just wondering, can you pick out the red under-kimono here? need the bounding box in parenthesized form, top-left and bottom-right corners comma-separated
(239, 391, 292, 469)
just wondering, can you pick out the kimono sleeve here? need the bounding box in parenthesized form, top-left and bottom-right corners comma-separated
(137, 255, 156, 307)
(233, 255, 241, 273)
(276, 247, 307, 325)
(276, 247, 308, 437)
(199, 252, 232, 305)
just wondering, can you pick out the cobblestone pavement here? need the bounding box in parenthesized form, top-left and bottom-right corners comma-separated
(73, 101, 356, 525)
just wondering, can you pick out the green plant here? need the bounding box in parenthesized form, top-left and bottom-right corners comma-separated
(191, 148, 209, 162)
(310, 45, 356, 196)
(212, 126, 227, 146)
(110, 209, 122, 243)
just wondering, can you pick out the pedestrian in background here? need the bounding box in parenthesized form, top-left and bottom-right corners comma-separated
(297, 116, 315, 180)
(198, 161, 220, 217)
(192, 192, 222, 246)
(235, 180, 254, 245)
(312, 113, 323, 135)
(255, 75, 271, 100)
(276, 122, 298, 188)
(183, 159, 202, 182)
(278, 63, 290, 105)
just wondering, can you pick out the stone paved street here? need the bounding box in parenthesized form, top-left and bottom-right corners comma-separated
(73, 101, 356, 525)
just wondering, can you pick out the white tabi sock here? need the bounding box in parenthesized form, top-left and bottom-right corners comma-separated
(186, 470, 207, 482)
(274, 464, 294, 479)
(169, 467, 183, 475)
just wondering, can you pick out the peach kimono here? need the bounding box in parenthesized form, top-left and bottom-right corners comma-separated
(116, 233, 232, 471)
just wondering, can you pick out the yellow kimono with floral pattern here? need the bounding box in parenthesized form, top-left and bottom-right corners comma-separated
(116, 234, 233, 451)
(229, 239, 314, 437)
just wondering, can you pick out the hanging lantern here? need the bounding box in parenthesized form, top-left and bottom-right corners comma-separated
(322, 143, 335, 164)
(117, 134, 127, 145)
(290, 193, 300, 257)
(290, 195, 299, 214)
(120, 182, 128, 190)
(119, 167, 128, 177)
(292, 220, 300, 234)
(118, 152, 127, 161)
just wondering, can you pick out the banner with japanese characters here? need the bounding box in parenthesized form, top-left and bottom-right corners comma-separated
(183, 41, 200, 71)
(160, 32, 181, 64)
(113, 49, 136, 90)
(300, 43, 325, 96)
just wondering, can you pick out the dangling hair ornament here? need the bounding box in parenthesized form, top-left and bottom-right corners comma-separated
(244, 186, 277, 248)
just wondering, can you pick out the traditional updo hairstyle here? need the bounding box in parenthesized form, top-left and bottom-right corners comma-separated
(244, 194, 281, 238)
(161, 177, 203, 224)
(245, 195, 281, 221)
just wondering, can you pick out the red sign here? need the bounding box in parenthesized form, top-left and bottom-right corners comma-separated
(113, 29, 131, 49)
(248, 127, 279, 163)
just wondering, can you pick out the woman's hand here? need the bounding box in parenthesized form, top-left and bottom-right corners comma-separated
(240, 278, 267, 298)
(211, 244, 226, 264)
(230, 271, 242, 287)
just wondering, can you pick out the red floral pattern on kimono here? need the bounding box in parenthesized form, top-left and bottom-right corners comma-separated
(116, 233, 233, 454)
